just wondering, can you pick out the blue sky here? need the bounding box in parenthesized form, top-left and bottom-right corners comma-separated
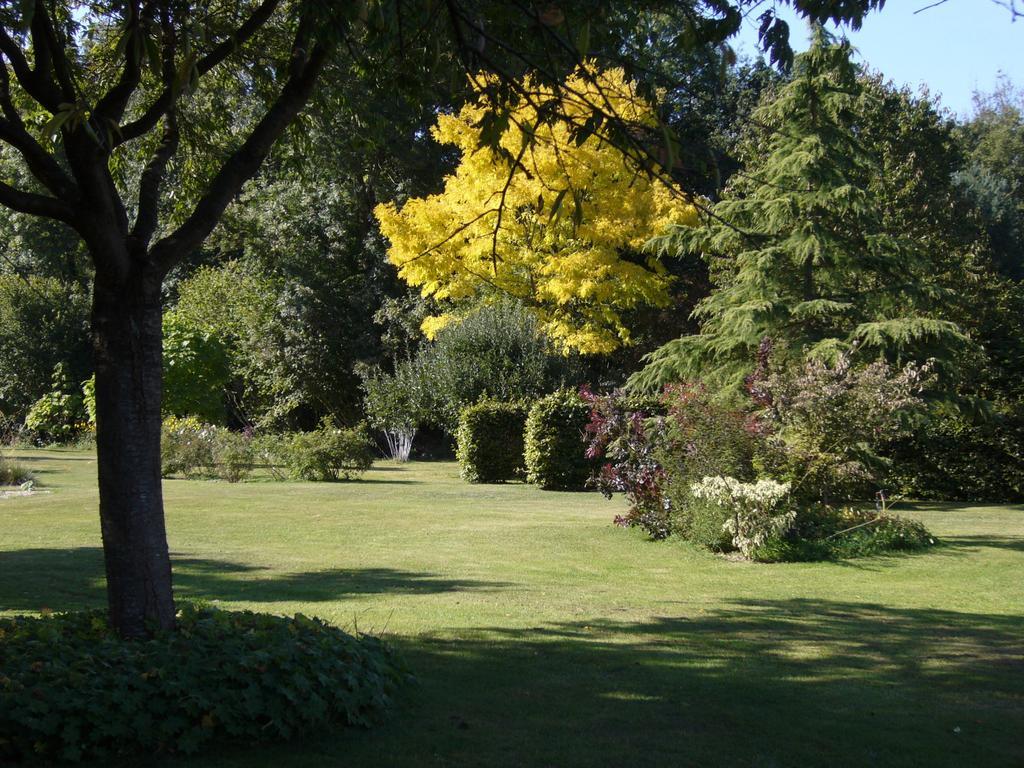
(734, 1, 1024, 117)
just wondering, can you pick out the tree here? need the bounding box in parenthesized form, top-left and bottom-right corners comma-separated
(0, 1, 343, 637)
(375, 66, 698, 355)
(956, 77, 1024, 279)
(633, 30, 971, 394)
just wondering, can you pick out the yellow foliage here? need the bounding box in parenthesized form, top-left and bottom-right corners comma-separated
(374, 66, 698, 354)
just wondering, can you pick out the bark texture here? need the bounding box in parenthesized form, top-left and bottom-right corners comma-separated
(92, 270, 175, 637)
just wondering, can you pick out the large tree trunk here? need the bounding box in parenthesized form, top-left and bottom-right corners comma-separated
(91, 268, 175, 638)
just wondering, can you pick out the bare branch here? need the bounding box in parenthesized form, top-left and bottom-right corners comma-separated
(29, 0, 77, 100)
(130, 2, 180, 249)
(0, 26, 62, 109)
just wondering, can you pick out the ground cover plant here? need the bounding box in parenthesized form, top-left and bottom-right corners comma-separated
(0, 450, 1021, 767)
(0, 604, 404, 763)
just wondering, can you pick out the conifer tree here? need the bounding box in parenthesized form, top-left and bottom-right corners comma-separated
(632, 28, 970, 393)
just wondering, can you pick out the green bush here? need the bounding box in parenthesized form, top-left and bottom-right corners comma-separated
(211, 429, 255, 483)
(161, 416, 216, 478)
(0, 275, 91, 421)
(162, 311, 232, 424)
(287, 420, 375, 481)
(885, 408, 1024, 502)
(456, 400, 528, 483)
(24, 364, 86, 444)
(0, 604, 405, 763)
(752, 506, 937, 562)
(674, 496, 735, 552)
(524, 389, 593, 490)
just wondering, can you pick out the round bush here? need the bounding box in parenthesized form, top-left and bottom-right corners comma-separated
(286, 420, 375, 481)
(456, 400, 528, 483)
(524, 389, 594, 490)
(0, 604, 405, 763)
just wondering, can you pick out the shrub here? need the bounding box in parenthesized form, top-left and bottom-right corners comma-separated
(658, 382, 761, 543)
(24, 364, 86, 444)
(752, 505, 937, 562)
(583, 388, 670, 537)
(251, 432, 290, 481)
(679, 497, 735, 552)
(0, 457, 33, 486)
(360, 357, 436, 461)
(424, 300, 558, 432)
(691, 476, 795, 558)
(162, 311, 232, 424)
(0, 604, 405, 763)
(212, 429, 255, 483)
(884, 407, 1024, 502)
(456, 400, 528, 483)
(287, 420, 375, 481)
(525, 389, 593, 490)
(824, 510, 937, 558)
(161, 416, 216, 478)
(750, 349, 933, 503)
(0, 275, 91, 422)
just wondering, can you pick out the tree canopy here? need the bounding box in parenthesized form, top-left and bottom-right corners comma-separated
(633, 30, 973, 393)
(375, 67, 698, 354)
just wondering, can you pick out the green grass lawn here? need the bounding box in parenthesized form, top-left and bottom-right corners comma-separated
(2, 449, 1023, 767)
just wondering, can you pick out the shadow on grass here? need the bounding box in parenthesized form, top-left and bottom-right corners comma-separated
(0, 547, 510, 612)
(368, 599, 1024, 768)
(940, 534, 1024, 553)
(141, 597, 1024, 768)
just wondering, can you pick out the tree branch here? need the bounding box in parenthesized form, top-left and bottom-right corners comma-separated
(29, 0, 77, 101)
(115, 0, 283, 147)
(0, 26, 62, 109)
(0, 58, 78, 199)
(150, 24, 330, 272)
(131, 2, 180, 249)
(0, 179, 75, 223)
(92, 0, 148, 128)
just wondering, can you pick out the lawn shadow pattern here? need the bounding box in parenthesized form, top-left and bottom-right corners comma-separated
(0, 547, 509, 612)
(377, 598, 1024, 768)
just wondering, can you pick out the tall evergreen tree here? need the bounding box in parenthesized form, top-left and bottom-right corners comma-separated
(632, 29, 970, 393)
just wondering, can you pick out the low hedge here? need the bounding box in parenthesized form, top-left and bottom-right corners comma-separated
(0, 604, 405, 763)
(456, 400, 528, 483)
(161, 418, 375, 483)
(525, 389, 594, 490)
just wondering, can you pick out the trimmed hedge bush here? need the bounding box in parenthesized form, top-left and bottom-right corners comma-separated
(0, 604, 405, 763)
(885, 409, 1024, 502)
(456, 400, 528, 483)
(525, 389, 594, 490)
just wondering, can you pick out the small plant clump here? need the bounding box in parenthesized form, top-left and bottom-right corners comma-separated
(0, 457, 34, 487)
(0, 604, 406, 763)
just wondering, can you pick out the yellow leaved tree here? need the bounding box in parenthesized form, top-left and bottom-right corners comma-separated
(374, 67, 698, 354)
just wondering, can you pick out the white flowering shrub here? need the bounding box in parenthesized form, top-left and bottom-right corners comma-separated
(691, 476, 795, 558)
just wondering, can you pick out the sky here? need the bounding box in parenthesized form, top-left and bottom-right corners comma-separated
(734, 1, 1024, 117)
